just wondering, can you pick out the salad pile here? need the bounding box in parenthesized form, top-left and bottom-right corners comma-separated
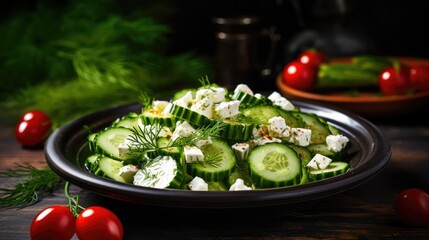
(85, 80, 350, 191)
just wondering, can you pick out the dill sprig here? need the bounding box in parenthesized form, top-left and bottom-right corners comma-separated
(200, 150, 223, 168)
(127, 123, 167, 166)
(0, 164, 61, 208)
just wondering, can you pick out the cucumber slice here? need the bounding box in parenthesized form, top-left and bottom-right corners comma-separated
(231, 91, 269, 106)
(287, 144, 312, 185)
(98, 156, 128, 183)
(112, 112, 139, 129)
(309, 161, 349, 181)
(169, 103, 211, 126)
(248, 143, 301, 188)
(278, 109, 306, 128)
(307, 144, 345, 162)
(227, 161, 254, 188)
(85, 154, 101, 174)
(292, 112, 331, 144)
(87, 133, 98, 152)
(219, 118, 255, 141)
(187, 138, 236, 182)
(240, 105, 280, 124)
(141, 108, 175, 127)
(327, 124, 341, 135)
(157, 137, 182, 160)
(95, 127, 134, 160)
(133, 156, 184, 189)
(207, 181, 228, 191)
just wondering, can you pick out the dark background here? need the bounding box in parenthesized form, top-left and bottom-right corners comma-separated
(3, 0, 429, 79)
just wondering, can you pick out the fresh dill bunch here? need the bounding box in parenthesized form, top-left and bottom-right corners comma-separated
(0, 164, 61, 208)
(126, 123, 168, 166)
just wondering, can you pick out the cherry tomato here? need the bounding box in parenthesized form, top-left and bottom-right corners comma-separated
(15, 110, 52, 147)
(409, 65, 429, 92)
(76, 206, 123, 240)
(298, 49, 326, 68)
(378, 65, 412, 95)
(282, 60, 316, 91)
(394, 188, 429, 226)
(30, 205, 76, 240)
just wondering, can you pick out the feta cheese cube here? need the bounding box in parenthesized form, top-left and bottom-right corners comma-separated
(254, 93, 263, 99)
(289, 128, 312, 146)
(215, 100, 241, 118)
(162, 102, 173, 115)
(190, 96, 213, 119)
(307, 154, 332, 170)
(268, 91, 295, 111)
(173, 91, 193, 108)
(171, 121, 196, 141)
(231, 143, 250, 160)
(326, 134, 349, 152)
(184, 145, 204, 163)
(256, 136, 282, 146)
(118, 138, 138, 158)
(234, 83, 254, 95)
(195, 87, 226, 103)
(195, 137, 212, 148)
(152, 100, 170, 112)
(118, 164, 139, 183)
(188, 176, 209, 191)
(229, 178, 252, 191)
(268, 116, 291, 137)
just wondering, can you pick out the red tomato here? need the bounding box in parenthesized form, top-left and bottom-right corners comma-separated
(394, 188, 429, 226)
(15, 110, 52, 147)
(378, 65, 412, 95)
(30, 205, 76, 240)
(76, 206, 123, 240)
(282, 60, 316, 91)
(298, 49, 326, 68)
(409, 65, 429, 92)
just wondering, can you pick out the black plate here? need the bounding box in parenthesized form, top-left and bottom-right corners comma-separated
(45, 100, 391, 209)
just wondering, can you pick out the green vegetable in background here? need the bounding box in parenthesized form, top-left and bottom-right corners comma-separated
(0, 0, 212, 127)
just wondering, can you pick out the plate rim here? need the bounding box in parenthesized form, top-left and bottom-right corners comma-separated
(44, 100, 391, 209)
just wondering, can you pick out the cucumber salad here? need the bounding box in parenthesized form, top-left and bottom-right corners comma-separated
(85, 81, 350, 191)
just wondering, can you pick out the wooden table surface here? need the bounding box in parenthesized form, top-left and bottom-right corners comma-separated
(1, 110, 429, 240)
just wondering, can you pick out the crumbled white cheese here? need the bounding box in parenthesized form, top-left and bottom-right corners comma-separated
(171, 121, 196, 141)
(268, 116, 290, 137)
(326, 134, 349, 152)
(118, 164, 139, 183)
(215, 100, 241, 118)
(184, 145, 204, 163)
(173, 91, 193, 108)
(307, 154, 332, 170)
(234, 83, 254, 95)
(256, 136, 282, 146)
(229, 178, 252, 191)
(268, 91, 295, 111)
(118, 138, 138, 158)
(152, 100, 170, 112)
(195, 87, 226, 103)
(231, 143, 250, 160)
(195, 137, 212, 148)
(190, 96, 213, 119)
(133, 156, 178, 189)
(162, 102, 173, 115)
(188, 176, 209, 191)
(289, 128, 312, 146)
(254, 93, 263, 99)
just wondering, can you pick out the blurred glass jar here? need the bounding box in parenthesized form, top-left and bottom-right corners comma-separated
(212, 16, 260, 89)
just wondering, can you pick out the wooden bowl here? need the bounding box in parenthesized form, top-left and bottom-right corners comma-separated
(276, 57, 429, 118)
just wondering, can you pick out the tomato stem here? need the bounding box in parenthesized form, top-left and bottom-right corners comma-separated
(64, 181, 85, 217)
